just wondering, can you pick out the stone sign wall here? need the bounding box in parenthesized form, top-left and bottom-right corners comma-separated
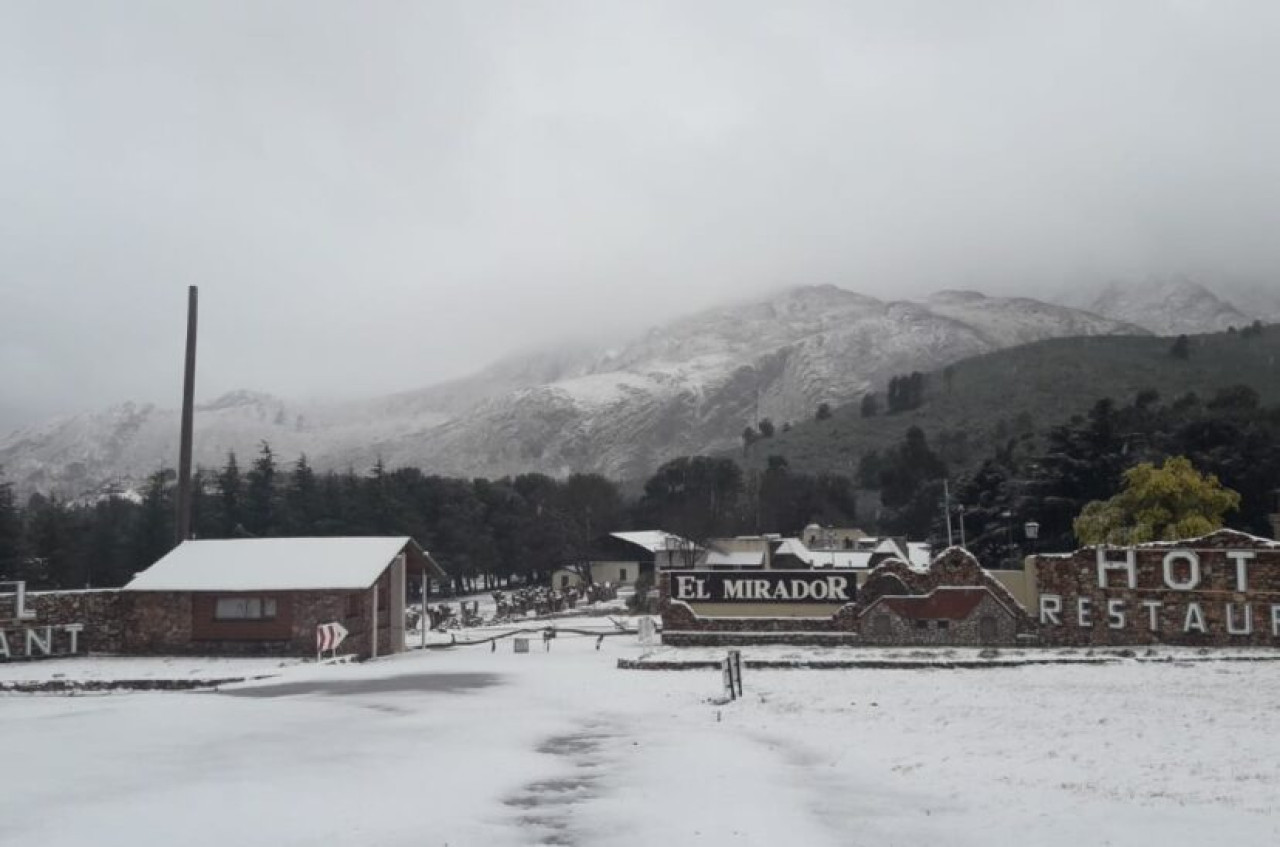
(0, 586, 121, 659)
(660, 548, 1033, 647)
(1033, 529, 1280, 647)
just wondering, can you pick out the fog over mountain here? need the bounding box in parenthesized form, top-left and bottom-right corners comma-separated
(3, 2, 1280, 434)
(1, 285, 1148, 496)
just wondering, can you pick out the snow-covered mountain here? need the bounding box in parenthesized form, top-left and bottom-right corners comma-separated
(0, 285, 1144, 496)
(1055, 276, 1273, 336)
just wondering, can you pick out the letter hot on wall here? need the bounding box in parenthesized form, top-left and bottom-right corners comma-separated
(669, 571, 857, 604)
(1033, 531, 1280, 647)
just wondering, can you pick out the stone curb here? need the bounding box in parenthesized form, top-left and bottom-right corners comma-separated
(616, 654, 1280, 671)
(0, 675, 277, 694)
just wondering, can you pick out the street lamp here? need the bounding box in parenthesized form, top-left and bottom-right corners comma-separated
(1024, 521, 1040, 555)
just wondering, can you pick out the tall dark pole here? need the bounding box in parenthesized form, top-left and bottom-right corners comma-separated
(175, 286, 198, 545)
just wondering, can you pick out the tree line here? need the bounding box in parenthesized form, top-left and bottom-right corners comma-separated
(0, 446, 857, 591)
(863, 383, 1280, 566)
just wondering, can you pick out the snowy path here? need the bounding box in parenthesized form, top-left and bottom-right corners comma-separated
(2, 636, 1278, 846)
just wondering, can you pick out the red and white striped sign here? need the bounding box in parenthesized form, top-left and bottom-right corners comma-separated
(315, 621, 349, 654)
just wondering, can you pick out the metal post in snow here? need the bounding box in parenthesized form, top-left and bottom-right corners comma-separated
(421, 566, 428, 650)
(372, 583, 379, 659)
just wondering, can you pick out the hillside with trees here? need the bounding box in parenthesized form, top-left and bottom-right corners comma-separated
(736, 323, 1280, 480)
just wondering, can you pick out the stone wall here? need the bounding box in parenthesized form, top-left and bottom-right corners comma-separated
(659, 548, 1034, 648)
(859, 592, 1021, 647)
(124, 589, 394, 658)
(1034, 529, 1280, 648)
(25, 589, 126, 654)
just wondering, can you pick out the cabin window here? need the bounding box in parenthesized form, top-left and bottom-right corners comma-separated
(914, 619, 929, 630)
(619, 568, 628, 583)
(214, 597, 278, 621)
(937, 620, 950, 630)
(843, 538, 853, 550)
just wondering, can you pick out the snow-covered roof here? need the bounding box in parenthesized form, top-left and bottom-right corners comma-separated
(907, 543, 932, 568)
(124, 537, 441, 592)
(776, 536, 915, 570)
(773, 538, 809, 559)
(610, 531, 692, 553)
(704, 550, 766, 568)
(873, 538, 907, 557)
(809, 551, 875, 569)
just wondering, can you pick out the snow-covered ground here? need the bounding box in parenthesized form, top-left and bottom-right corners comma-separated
(2, 635, 1277, 846)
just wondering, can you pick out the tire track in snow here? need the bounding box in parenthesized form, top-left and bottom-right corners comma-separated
(500, 723, 616, 846)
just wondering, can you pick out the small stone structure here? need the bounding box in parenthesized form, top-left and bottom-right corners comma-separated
(859, 587, 1021, 647)
(660, 547, 1033, 647)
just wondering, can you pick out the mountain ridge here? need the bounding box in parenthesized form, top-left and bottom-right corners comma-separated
(1, 285, 1146, 497)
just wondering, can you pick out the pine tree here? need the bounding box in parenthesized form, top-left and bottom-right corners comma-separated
(129, 471, 174, 568)
(244, 441, 279, 536)
(0, 473, 23, 579)
(285, 455, 321, 535)
(217, 452, 244, 536)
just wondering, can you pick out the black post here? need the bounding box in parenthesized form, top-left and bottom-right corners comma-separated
(175, 286, 198, 545)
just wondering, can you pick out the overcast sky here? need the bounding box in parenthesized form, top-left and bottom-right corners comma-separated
(3, 1, 1280, 430)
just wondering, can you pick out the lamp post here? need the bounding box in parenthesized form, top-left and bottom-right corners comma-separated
(1024, 521, 1040, 556)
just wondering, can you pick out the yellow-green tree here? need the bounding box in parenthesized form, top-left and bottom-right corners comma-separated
(1074, 456, 1240, 545)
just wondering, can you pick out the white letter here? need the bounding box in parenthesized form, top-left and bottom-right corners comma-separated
(14, 583, 36, 620)
(1184, 603, 1207, 634)
(828, 576, 850, 601)
(1078, 597, 1093, 628)
(63, 623, 84, 654)
(1107, 599, 1127, 630)
(1096, 549, 1137, 589)
(1163, 551, 1201, 591)
(26, 626, 52, 657)
(1226, 552, 1256, 592)
(1226, 604, 1253, 636)
(1142, 600, 1163, 631)
(1039, 595, 1062, 625)
(675, 575, 697, 600)
(723, 580, 746, 600)
(695, 578, 710, 599)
